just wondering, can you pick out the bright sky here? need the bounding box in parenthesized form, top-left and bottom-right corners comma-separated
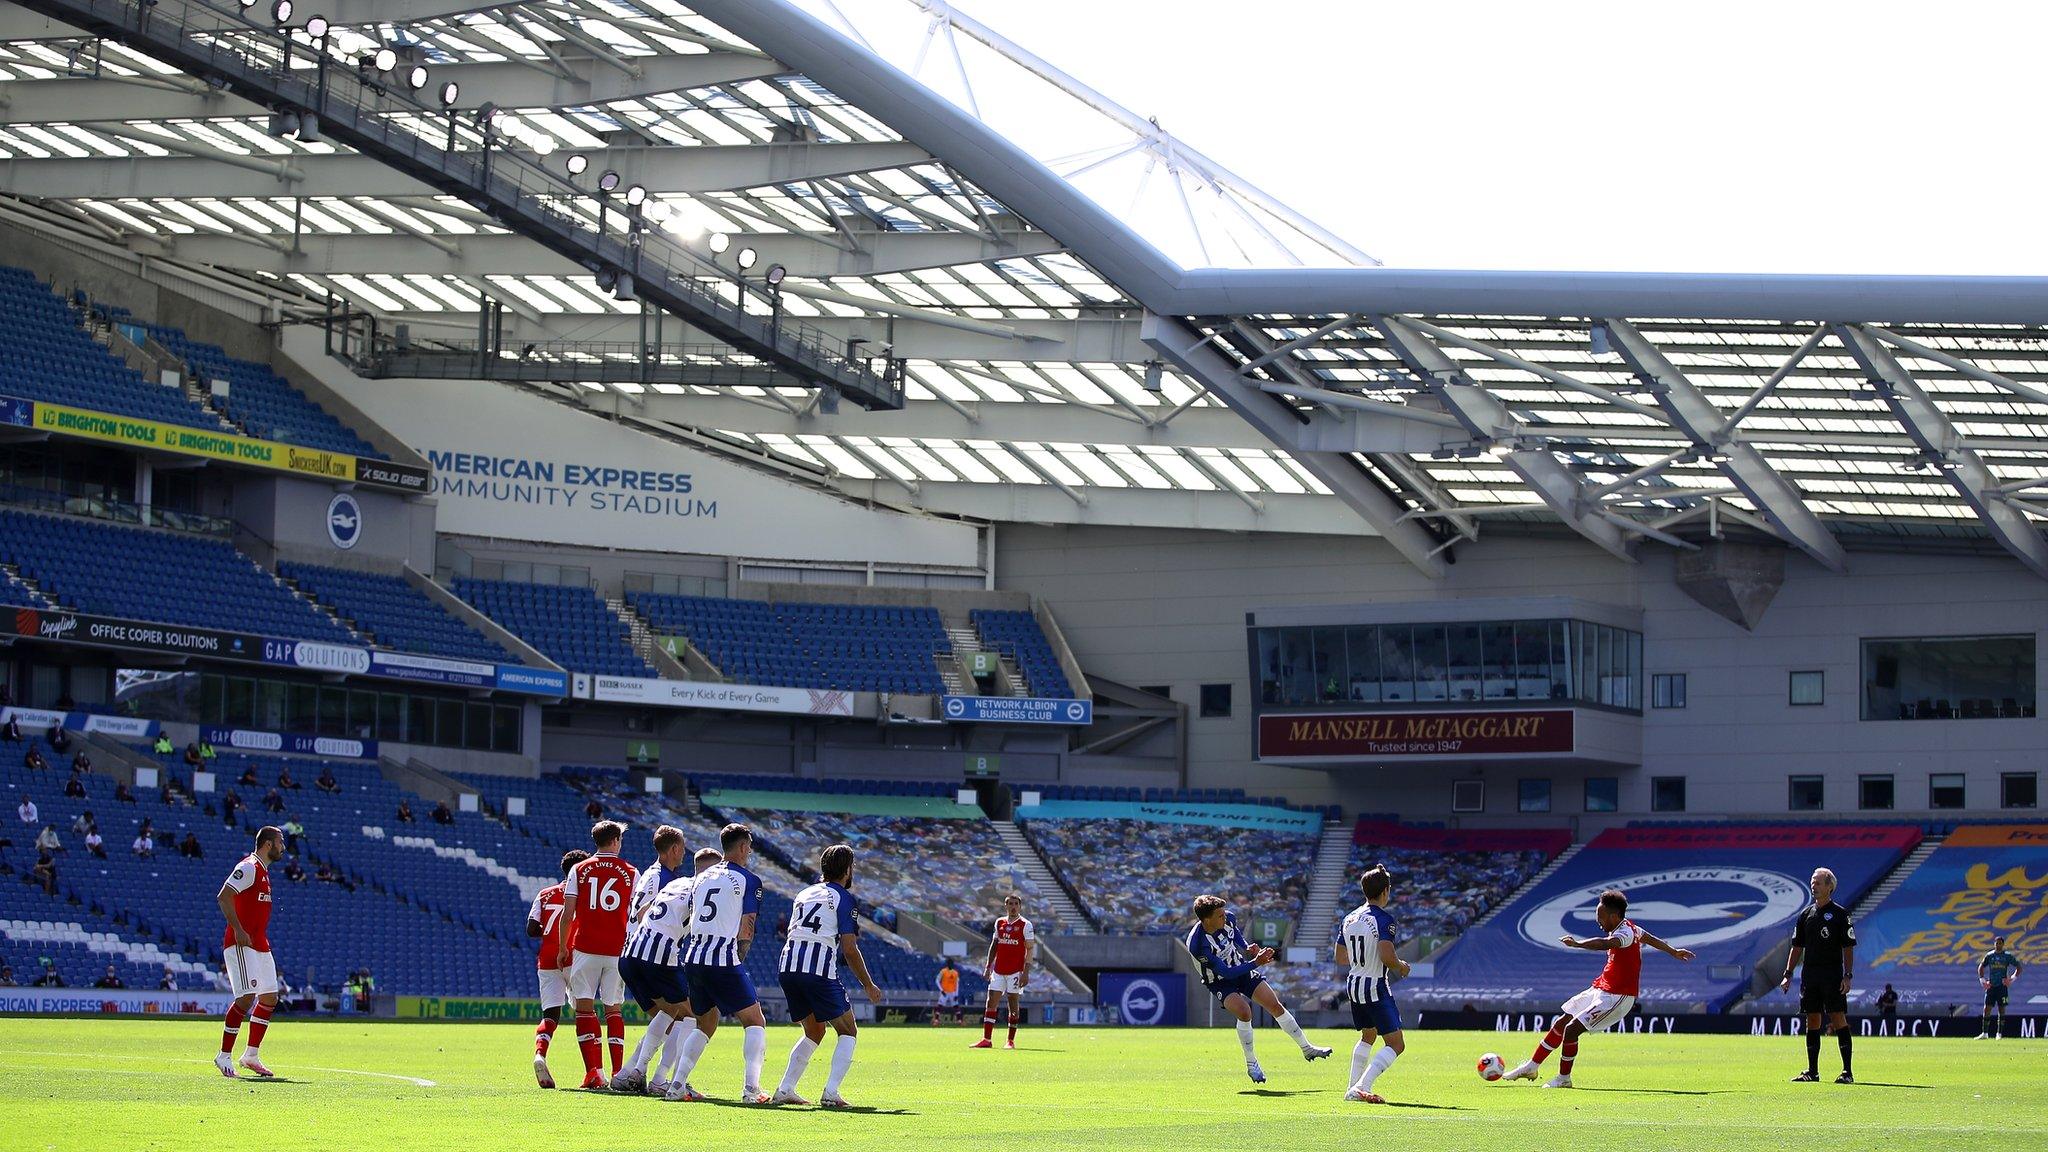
(890, 1, 2048, 276)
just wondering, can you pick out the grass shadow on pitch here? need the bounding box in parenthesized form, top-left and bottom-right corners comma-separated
(1571, 1087, 1727, 1096)
(1237, 1089, 1321, 1098)
(693, 1098, 918, 1117)
(1850, 1082, 1936, 1090)
(1381, 1101, 1467, 1111)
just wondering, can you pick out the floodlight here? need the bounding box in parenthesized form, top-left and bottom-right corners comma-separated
(305, 15, 329, 38)
(707, 232, 730, 255)
(239, 0, 259, 9)
(565, 154, 589, 176)
(597, 170, 621, 193)
(438, 81, 460, 107)
(271, 0, 293, 24)
(532, 137, 555, 157)
(406, 65, 428, 90)
(623, 184, 646, 206)
(764, 264, 786, 287)
(373, 47, 397, 72)
(735, 247, 758, 271)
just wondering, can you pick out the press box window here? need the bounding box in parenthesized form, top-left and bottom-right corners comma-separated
(1859, 775, 1894, 811)
(1789, 671, 1824, 706)
(1788, 775, 1825, 811)
(1518, 778, 1551, 814)
(1651, 776, 1687, 812)
(1929, 773, 1965, 810)
(1651, 673, 1687, 709)
(1584, 777, 1619, 813)
(1451, 780, 1485, 813)
(1199, 683, 1232, 718)
(1861, 635, 2036, 720)
(2003, 772, 2038, 809)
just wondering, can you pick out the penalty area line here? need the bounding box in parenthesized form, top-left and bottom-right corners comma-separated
(0, 1051, 436, 1087)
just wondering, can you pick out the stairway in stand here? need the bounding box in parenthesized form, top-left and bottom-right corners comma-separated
(1294, 820, 1360, 946)
(991, 819, 1090, 934)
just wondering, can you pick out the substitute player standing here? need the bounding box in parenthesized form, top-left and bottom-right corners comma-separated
(771, 843, 884, 1108)
(1336, 865, 1410, 1103)
(972, 893, 1034, 1049)
(934, 959, 962, 1025)
(1184, 893, 1332, 1083)
(527, 848, 590, 1089)
(1781, 867, 1856, 1083)
(1500, 889, 1694, 1087)
(558, 821, 637, 1089)
(1976, 934, 2022, 1039)
(666, 823, 770, 1104)
(214, 825, 286, 1078)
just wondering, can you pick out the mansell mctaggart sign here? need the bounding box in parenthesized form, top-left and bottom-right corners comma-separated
(1258, 708, 1575, 760)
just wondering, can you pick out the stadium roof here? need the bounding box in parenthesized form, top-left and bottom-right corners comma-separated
(7, 0, 2048, 577)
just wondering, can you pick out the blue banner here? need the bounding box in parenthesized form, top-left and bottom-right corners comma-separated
(201, 726, 377, 760)
(941, 696, 1092, 725)
(1858, 824, 2048, 1009)
(1015, 799, 1321, 836)
(1098, 972, 1185, 1026)
(493, 664, 569, 697)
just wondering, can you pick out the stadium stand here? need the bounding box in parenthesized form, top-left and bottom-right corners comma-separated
(146, 325, 387, 459)
(0, 265, 221, 430)
(970, 608, 1072, 697)
(0, 510, 357, 643)
(280, 563, 509, 663)
(1020, 817, 1316, 936)
(454, 580, 654, 677)
(627, 594, 948, 693)
(1846, 823, 2045, 1012)
(1345, 821, 1571, 943)
(1415, 824, 1921, 1013)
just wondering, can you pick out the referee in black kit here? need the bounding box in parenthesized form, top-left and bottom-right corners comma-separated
(1781, 866, 1856, 1083)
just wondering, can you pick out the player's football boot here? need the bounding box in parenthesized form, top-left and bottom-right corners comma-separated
(663, 1082, 708, 1103)
(1302, 1043, 1333, 1062)
(1004, 1041, 1016, 1050)
(740, 1091, 773, 1105)
(1790, 1070, 1820, 1082)
(646, 1078, 670, 1097)
(532, 1054, 555, 1089)
(770, 1088, 811, 1106)
(1974, 1032, 1989, 1040)
(1245, 1061, 1266, 1084)
(579, 1070, 607, 1091)
(214, 1053, 238, 1078)
(1344, 1089, 1385, 1104)
(1834, 1072, 1854, 1085)
(608, 1070, 645, 1094)
(1542, 1074, 1573, 1088)
(1500, 1061, 1540, 1081)
(237, 1053, 275, 1078)
(969, 1038, 992, 1049)
(819, 1093, 853, 1109)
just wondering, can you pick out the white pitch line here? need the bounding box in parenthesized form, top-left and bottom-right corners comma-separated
(0, 1051, 435, 1087)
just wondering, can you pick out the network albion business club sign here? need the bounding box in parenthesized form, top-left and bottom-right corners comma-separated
(1258, 709, 1575, 761)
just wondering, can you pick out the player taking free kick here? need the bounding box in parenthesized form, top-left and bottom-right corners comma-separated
(215, 825, 285, 1079)
(1500, 888, 1694, 1088)
(972, 892, 1034, 1049)
(558, 820, 638, 1089)
(1184, 894, 1332, 1083)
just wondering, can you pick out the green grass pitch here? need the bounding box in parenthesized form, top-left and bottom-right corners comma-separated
(2, 1019, 2040, 1151)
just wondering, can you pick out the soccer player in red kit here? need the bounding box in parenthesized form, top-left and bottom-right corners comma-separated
(972, 893, 1034, 1049)
(1500, 888, 1694, 1087)
(559, 821, 637, 1089)
(527, 848, 590, 1089)
(215, 825, 285, 1078)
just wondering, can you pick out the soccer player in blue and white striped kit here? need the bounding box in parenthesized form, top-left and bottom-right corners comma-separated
(612, 845, 722, 1096)
(770, 843, 884, 1108)
(1336, 864, 1411, 1103)
(1184, 894, 1332, 1083)
(665, 823, 769, 1103)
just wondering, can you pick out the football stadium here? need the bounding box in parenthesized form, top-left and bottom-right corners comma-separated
(0, 0, 2041, 1147)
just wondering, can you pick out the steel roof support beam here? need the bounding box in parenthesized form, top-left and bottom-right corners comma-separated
(1834, 323, 2048, 578)
(1600, 318, 1847, 571)
(1141, 311, 1448, 576)
(1370, 313, 1636, 563)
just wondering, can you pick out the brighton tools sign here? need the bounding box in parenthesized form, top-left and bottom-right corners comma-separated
(1257, 708, 1575, 760)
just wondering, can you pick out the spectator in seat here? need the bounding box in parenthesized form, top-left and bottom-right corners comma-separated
(84, 826, 104, 859)
(72, 748, 91, 774)
(1878, 984, 1899, 1024)
(112, 781, 134, 804)
(2, 715, 21, 743)
(71, 809, 94, 837)
(283, 856, 306, 883)
(177, 832, 202, 859)
(63, 774, 86, 800)
(0, 965, 14, 986)
(281, 818, 303, 854)
(34, 825, 61, 854)
(394, 800, 414, 824)
(23, 746, 47, 772)
(47, 724, 69, 754)
(220, 789, 244, 827)
(182, 743, 203, 771)
(93, 965, 124, 990)
(277, 766, 299, 791)
(584, 798, 603, 821)
(237, 764, 259, 787)
(430, 801, 454, 826)
(32, 959, 60, 986)
(315, 765, 340, 793)
(16, 796, 37, 825)
(131, 828, 154, 858)
(159, 967, 177, 991)
(152, 734, 173, 755)
(31, 848, 56, 895)
(197, 738, 216, 762)
(262, 788, 285, 814)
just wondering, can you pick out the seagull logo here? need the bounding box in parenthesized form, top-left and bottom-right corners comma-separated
(1520, 868, 1807, 950)
(326, 493, 363, 550)
(1119, 978, 1166, 1025)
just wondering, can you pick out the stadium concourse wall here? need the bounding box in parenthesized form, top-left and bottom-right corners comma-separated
(995, 523, 2047, 826)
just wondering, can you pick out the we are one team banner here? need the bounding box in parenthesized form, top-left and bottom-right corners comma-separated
(1014, 799, 1322, 836)
(0, 394, 429, 494)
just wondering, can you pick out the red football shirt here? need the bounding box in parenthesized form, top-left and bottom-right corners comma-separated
(529, 883, 567, 970)
(990, 916, 1034, 975)
(1591, 919, 1642, 996)
(220, 854, 273, 952)
(562, 853, 637, 957)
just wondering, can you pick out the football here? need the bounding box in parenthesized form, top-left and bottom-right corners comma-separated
(1477, 1053, 1506, 1081)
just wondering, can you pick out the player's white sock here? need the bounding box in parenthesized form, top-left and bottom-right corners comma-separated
(1274, 1010, 1311, 1051)
(1236, 1019, 1257, 1061)
(824, 1034, 857, 1095)
(777, 1035, 818, 1095)
(669, 1029, 712, 1083)
(1349, 1041, 1372, 1085)
(657, 1017, 694, 1080)
(628, 1012, 672, 1075)
(742, 1025, 767, 1094)
(1358, 1047, 1398, 1092)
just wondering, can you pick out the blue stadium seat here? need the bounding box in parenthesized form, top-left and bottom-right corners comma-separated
(282, 563, 507, 663)
(454, 580, 655, 678)
(970, 609, 1073, 697)
(0, 265, 224, 430)
(628, 593, 950, 694)
(146, 325, 387, 459)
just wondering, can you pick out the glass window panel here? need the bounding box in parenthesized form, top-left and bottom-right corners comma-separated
(1312, 627, 1348, 703)
(378, 694, 405, 742)
(408, 696, 434, 745)
(1413, 624, 1448, 702)
(287, 683, 318, 733)
(317, 686, 347, 736)
(436, 699, 464, 748)
(1518, 778, 1552, 813)
(1929, 773, 1965, 810)
(1549, 621, 1570, 700)
(493, 705, 521, 753)
(1859, 775, 1894, 810)
(465, 702, 492, 750)
(1513, 621, 1549, 700)
(1379, 626, 1415, 703)
(1345, 626, 1379, 702)
(1479, 622, 1517, 700)
(1651, 776, 1686, 812)
(348, 689, 377, 739)
(2003, 772, 2038, 809)
(1861, 636, 2036, 720)
(1584, 777, 1618, 813)
(255, 679, 288, 731)
(1790, 670, 1825, 706)
(1280, 628, 1316, 705)
(1256, 629, 1283, 705)
(1446, 623, 1483, 703)
(1788, 775, 1825, 811)
(222, 677, 254, 728)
